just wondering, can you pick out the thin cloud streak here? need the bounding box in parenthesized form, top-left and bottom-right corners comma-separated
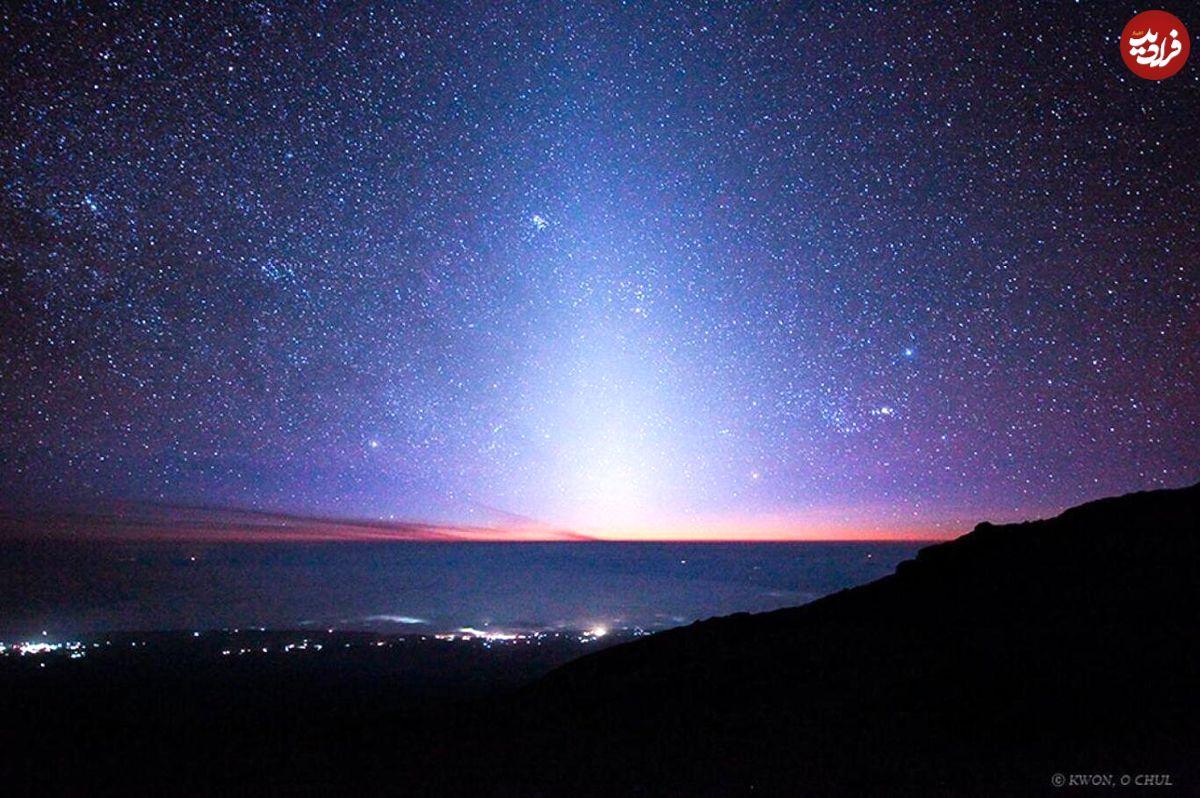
(0, 502, 595, 543)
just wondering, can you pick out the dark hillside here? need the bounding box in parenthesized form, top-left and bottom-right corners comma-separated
(369, 484, 1199, 795)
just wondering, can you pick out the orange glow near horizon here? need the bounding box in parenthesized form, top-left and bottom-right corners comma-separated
(0, 502, 1013, 543)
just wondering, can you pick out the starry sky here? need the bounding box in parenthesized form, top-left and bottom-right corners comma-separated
(1, 1, 1197, 540)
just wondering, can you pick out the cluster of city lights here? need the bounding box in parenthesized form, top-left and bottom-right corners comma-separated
(1, 625, 646, 665)
(0, 639, 97, 662)
(433, 625, 622, 646)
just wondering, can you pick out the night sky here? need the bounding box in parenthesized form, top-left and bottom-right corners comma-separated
(1, 1, 1197, 540)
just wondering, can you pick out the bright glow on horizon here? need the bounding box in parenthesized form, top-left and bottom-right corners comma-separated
(3, 496, 1062, 543)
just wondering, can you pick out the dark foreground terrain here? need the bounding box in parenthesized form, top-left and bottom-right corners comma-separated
(0, 629, 624, 793)
(3, 483, 1198, 795)
(358, 483, 1200, 796)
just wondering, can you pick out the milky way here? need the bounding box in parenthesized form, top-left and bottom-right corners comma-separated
(1, 2, 1197, 538)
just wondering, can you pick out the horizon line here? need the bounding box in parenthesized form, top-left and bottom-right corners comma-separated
(0, 501, 959, 544)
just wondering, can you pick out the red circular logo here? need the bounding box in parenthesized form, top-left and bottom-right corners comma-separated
(1121, 10, 1190, 80)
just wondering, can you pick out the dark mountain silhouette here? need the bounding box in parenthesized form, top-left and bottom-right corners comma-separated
(360, 483, 1200, 795)
(4, 484, 1197, 795)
